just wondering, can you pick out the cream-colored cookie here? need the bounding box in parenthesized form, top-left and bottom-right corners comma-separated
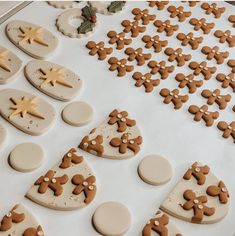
(138, 155, 172, 186)
(142, 210, 182, 236)
(0, 89, 55, 136)
(0, 204, 44, 235)
(79, 109, 143, 160)
(0, 45, 22, 84)
(0, 124, 6, 148)
(62, 101, 93, 126)
(6, 20, 58, 59)
(9, 143, 44, 173)
(26, 148, 97, 211)
(25, 60, 82, 101)
(160, 162, 230, 224)
(48, 1, 81, 9)
(92, 202, 131, 236)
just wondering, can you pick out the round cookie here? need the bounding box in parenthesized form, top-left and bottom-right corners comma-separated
(92, 202, 131, 236)
(48, 1, 81, 9)
(9, 143, 44, 172)
(0, 124, 6, 148)
(62, 101, 93, 127)
(138, 155, 172, 185)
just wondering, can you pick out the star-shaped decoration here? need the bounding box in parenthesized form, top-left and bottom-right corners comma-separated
(18, 27, 48, 47)
(39, 68, 73, 88)
(9, 96, 45, 120)
(0, 50, 11, 72)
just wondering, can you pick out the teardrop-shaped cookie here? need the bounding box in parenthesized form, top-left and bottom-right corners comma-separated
(6, 20, 58, 59)
(25, 60, 82, 101)
(0, 89, 55, 135)
(26, 148, 97, 211)
(79, 109, 143, 159)
(0, 45, 22, 84)
(0, 204, 44, 236)
(160, 162, 230, 224)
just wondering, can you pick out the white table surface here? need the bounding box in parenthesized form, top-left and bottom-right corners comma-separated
(0, 1, 234, 236)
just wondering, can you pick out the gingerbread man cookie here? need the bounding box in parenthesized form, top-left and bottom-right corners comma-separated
(201, 89, 231, 110)
(132, 8, 156, 25)
(121, 20, 146, 37)
(148, 60, 174, 79)
(189, 18, 215, 34)
(188, 105, 219, 126)
(132, 72, 160, 93)
(108, 57, 134, 77)
(201, 3, 225, 18)
(201, 46, 229, 64)
(189, 61, 216, 80)
(228, 15, 235, 27)
(124, 47, 151, 66)
(177, 32, 203, 50)
(214, 30, 235, 47)
(164, 47, 191, 67)
(160, 88, 189, 109)
(86, 41, 113, 60)
(217, 121, 235, 143)
(107, 31, 132, 50)
(216, 73, 235, 92)
(167, 5, 191, 22)
(154, 19, 179, 36)
(148, 1, 169, 10)
(175, 73, 203, 93)
(182, 1, 199, 7)
(142, 35, 168, 52)
(207, 181, 229, 204)
(228, 59, 235, 73)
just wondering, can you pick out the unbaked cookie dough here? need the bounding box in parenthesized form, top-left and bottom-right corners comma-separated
(9, 143, 44, 172)
(92, 202, 131, 236)
(26, 148, 97, 210)
(6, 20, 58, 59)
(25, 60, 82, 101)
(0, 124, 6, 148)
(62, 101, 93, 126)
(56, 6, 97, 38)
(0, 45, 22, 84)
(0, 88, 56, 136)
(48, 1, 81, 9)
(0, 204, 44, 235)
(138, 155, 173, 186)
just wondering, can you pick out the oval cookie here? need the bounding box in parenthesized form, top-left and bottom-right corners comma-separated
(0, 88, 55, 136)
(6, 20, 58, 59)
(48, 1, 81, 9)
(26, 148, 97, 210)
(0, 45, 22, 84)
(25, 60, 82, 101)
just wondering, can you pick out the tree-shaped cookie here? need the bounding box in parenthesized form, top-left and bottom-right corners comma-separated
(189, 18, 215, 34)
(216, 73, 235, 92)
(201, 3, 225, 18)
(217, 121, 235, 143)
(132, 8, 156, 25)
(142, 35, 168, 52)
(189, 61, 216, 80)
(121, 20, 146, 37)
(177, 32, 203, 50)
(154, 19, 179, 36)
(214, 30, 235, 47)
(201, 46, 229, 64)
(148, 60, 174, 79)
(86, 41, 113, 60)
(167, 5, 191, 22)
(107, 31, 132, 49)
(125, 47, 151, 66)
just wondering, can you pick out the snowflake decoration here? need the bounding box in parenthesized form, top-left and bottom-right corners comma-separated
(0, 50, 11, 72)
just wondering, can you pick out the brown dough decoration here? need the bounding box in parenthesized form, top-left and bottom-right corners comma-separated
(23, 225, 44, 236)
(189, 18, 215, 34)
(167, 5, 191, 22)
(201, 46, 229, 64)
(216, 73, 235, 92)
(177, 32, 203, 50)
(59, 148, 83, 169)
(34, 170, 68, 196)
(164, 47, 191, 67)
(189, 61, 216, 80)
(148, 1, 169, 10)
(201, 3, 225, 18)
(201, 89, 231, 110)
(182, 189, 215, 224)
(207, 181, 229, 204)
(107, 31, 132, 50)
(175, 73, 203, 93)
(110, 133, 142, 155)
(108, 57, 134, 77)
(142, 35, 168, 52)
(160, 88, 188, 109)
(108, 109, 136, 132)
(148, 60, 174, 79)
(228, 15, 235, 27)
(0, 206, 25, 232)
(217, 121, 235, 142)
(154, 19, 179, 36)
(121, 20, 146, 38)
(79, 135, 104, 157)
(188, 105, 219, 127)
(72, 175, 96, 204)
(132, 72, 160, 93)
(214, 30, 235, 47)
(124, 47, 151, 66)
(86, 41, 113, 60)
(142, 211, 169, 236)
(132, 8, 156, 25)
(228, 59, 235, 73)
(183, 162, 210, 185)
